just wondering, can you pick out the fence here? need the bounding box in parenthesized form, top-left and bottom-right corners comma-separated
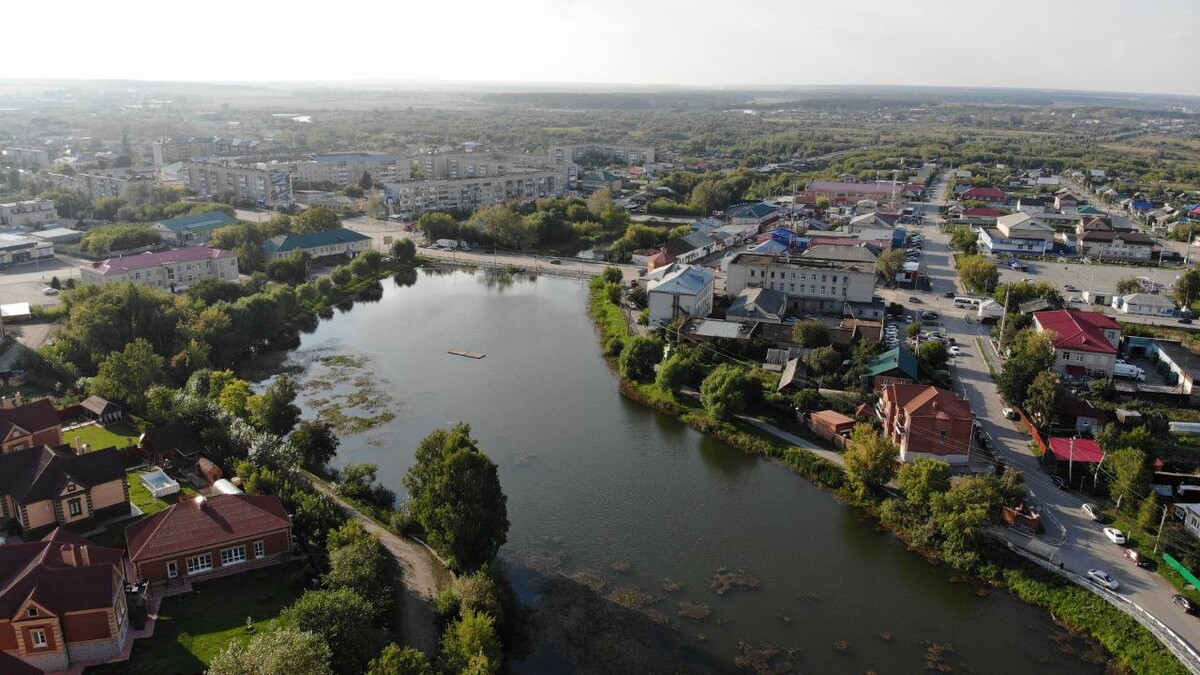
(1003, 540, 1200, 674)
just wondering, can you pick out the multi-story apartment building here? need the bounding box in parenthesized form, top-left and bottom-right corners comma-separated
(74, 171, 132, 201)
(182, 160, 293, 206)
(877, 383, 974, 465)
(1033, 309, 1121, 381)
(416, 151, 552, 180)
(382, 169, 567, 218)
(261, 152, 408, 187)
(79, 248, 240, 290)
(549, 144, 656, 166)
(151, 137, 263, 165)
(0, 146, 52, 169)
(725, 252, 876, 313)
(0, 199, 56, 227)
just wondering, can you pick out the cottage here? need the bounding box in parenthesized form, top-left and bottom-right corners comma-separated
(960, 186, 1008, 203)
(0, 446, 129, 538)
(863, 346, 919, 389)
(726, 287, 787, 324)
(263, 228, 372, 263)
(877, 384, 974, 465)
(125, 494, 293, 586)
(0, 396, 63, 454)
(153, 211, 238, 245)
(1111, 293, 1176, 317)
(1034, 309, 1121, 381)
(1058, 393, 1108, 435)
(78, 395, 125, 425)
(808, 410, 855, 444)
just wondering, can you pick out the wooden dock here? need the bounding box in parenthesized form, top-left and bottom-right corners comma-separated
(447, 349, 485, 360)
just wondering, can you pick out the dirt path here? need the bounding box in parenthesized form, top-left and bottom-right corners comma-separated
(308, 478, 450, 656)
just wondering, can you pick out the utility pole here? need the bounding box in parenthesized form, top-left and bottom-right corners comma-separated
(1154, 504, 1170, 554)
(1069, 437, 1075, 487)
(997, 286, 1013, 351)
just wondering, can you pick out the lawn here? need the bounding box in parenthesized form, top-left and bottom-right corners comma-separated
(64, 422, 142, 450)
(87, 561, 313, 675)
(127, 471, 198, 518)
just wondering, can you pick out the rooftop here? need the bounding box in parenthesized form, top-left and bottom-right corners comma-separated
(864, 346, 920, 379)
(1033, 309, 1120, 355)
(0, 445, 125, 506)
(648, 264, 714, 296)
(264, 228, 371, 254)
(0, 529, 125, 619)
(157, 210, 238, 235)
(125, 493, 291, 562)
(883, 383, 972, 420)
(1047, 438, 1104, 463)
(85, 247, 235, 276)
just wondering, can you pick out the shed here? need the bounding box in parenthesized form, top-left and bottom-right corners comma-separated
(808, 409, 855, 442)
(197, 456, 223, 485)
(212, 478, 243, 495)
(79, 395, 124, 425)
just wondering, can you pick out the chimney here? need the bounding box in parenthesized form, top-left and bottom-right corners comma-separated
(14, 392, 22, 407)
(74, 436, 82, 451)
(79, 545, 90, 567)
(60, 544, 76, 567)
(82, 443, 91, 454)
(194, 495, 207, 510)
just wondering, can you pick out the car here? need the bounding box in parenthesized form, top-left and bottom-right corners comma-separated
(1173, 594, 1195, 614)
(42, 287, 58, 295)
(1103, 527, 1127, 545)
(949, 346, 962, 356)
(1180, 317, 1194, 325)
(943, 291, 955, 298)
(909, 296, 921, 303)
(1082, 503, 1103, 521)
(548, 258, 562, 265)
(905, 315, 914, 324)
(1124, 548, 1149, 568)
(921, 311, 939, 320)
(943, 337, 956, 345)
(1001, 407, 1017, 420)
(1050, 475, 1068, 490)
(1069, 296, 1083, 303)
(1087, 569, 1120, 591)
(1064, 284, 1078, 292)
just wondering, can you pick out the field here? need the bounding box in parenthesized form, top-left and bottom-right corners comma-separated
(64, 422, 142, 451)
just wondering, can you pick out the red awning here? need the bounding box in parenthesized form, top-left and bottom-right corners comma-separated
(1048, 438, 1105, 463)
(1065, 365, 1086, 376)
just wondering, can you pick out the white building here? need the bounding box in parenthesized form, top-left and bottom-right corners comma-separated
(74, 171, 133, 201)
(151, 137, 263, 165)
(0, 234, 55, 266)
(0, 199, 56, 227)
(726, 252, 876, 313)
(182, 161, 293, 205)
(647, 264, 715, 327)
(382, 169, 567, 218)
(1111, 293, 1176, 317)
(79, 248, 239, 290)
(260, 152, 408, 186)
(549, 144, 655, 166)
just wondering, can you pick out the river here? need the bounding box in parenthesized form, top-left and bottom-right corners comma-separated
(260, 269, 1105, 674)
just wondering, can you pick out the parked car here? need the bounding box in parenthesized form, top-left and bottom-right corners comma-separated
(1081, 503, 1103, 521)
(921, 311, 939, 320)
(42, 287, 58, 295)
(1002, 407, 1017, 420)
(943, 291, 955, 298)
(549, 258, 562, 265)
(1050, 475, 1068, 490)
(1103, 527, 1127, 545)
(949, 346, 962, 356)
(909, 296, 921, 303)
(1173, 594, 1195, 614)
(905, 315, 914, 323)
(1069, 296, 1083, 303)
(1124, 548, 1149, 568)
(1087, 569, 1120, 591)
(1180, 317, 1194, 325)
(1064, 284, 1078, 292)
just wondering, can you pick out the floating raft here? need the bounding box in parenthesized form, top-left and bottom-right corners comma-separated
(448, 349, 485, 360)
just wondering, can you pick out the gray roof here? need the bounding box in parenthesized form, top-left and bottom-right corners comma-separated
(648, 264, 713, 296)
(687, 318, 749, 339)
(728, 287, 787, 321)
(802, 244, 878, 264)
(1121, 293, 1175, 308)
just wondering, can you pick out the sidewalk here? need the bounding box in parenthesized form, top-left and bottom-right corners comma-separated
(736, 415, 846, 467)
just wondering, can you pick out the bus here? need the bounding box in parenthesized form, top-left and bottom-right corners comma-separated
(954, 296, 983, 309)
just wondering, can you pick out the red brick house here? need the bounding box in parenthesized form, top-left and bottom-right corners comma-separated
(960, 186, 1009, 204)
(125, 494, 292, 586)
(0, 397, 62, 455)
(877, 384, 974, 465)
(0, 529, 129, 673)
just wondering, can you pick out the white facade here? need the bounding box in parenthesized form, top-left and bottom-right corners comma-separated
(647, 265, 715, 327)
(79, 249, 240, 290)
(382, 169, 567, 218)
(0, 235, 55, 266)
(726, 253, 876, 313)
(261, 153, 408, 186)
(1112, 293, 1176, 316)
(0, 199, 56, 227)
(183, 161, 293, 205)
(549, 144, 655, 166)
(74, 172, 131, 201)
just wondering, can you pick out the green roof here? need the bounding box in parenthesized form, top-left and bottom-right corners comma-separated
(863, 346, 919, 379)
(1076, 205, 1105, 215)
(264, 228, 371, 254)
(158, 210, 237, 235)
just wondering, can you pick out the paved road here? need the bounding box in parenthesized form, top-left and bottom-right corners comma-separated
(308, 477, 450, 656)
(906, 172, 1200, 659)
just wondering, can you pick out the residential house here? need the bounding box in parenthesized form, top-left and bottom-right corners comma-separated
(1181, 504, 1200, 542)
(1033, 309, 1121, 381)
(263, 228, 372, 263)
(979, 212, 1055, 255)
(578, 170, 623, 194)
(152, 211, 238, 245)
(1078, 230, 1157, 260)
(807, 410, 855, 445)
(877, 384, 974, 465)
(646, 264, 715, 327)
(663, 231, 717, 265)
(0, 530, 129, 673)
(1054, 191, 1078, 211)
(1111, 293, 1176, 317)
(1123, 337, 1200, 405)
(0, 200, 57, 228)
(1058, 392, 1108, 435)
(801, 180, 913, 206)
(726, 287, 787, 324)
(726, 252, 876, 314)
(0, 397, 62, 454)
(728, 202, 782, 228)
(125, 494, 293, 585)
(0, 446, 129, 538)
(646, 249, 675, 271)
(79, 248, 240, 291)
(863, 346, 920, 389)
(847, 212, 895, 230)
(682, 318, 757, 344)
(138, 423, 203, 471)
(960, 207, 1006, 225)
(960, 186, 1008, 203)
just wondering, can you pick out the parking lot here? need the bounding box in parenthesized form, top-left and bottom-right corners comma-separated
(0, 255, 87, 307)
(994, 256, 1186, 299)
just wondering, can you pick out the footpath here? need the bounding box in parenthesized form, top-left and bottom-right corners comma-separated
(737, 415, 846, 467)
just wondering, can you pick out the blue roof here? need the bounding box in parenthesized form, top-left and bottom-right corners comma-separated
(264, 228, 371, 254)
(158, 210, 237, 234)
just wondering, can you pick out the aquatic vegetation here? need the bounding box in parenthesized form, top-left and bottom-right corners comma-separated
(710, 567, 761, 595)
(677, 601, 711, 620)
(570, 570, 608, 595)
(660, 578, 683, 593)
(607, 585, 658, 610)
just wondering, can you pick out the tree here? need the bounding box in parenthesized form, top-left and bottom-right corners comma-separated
(250, 375, 302, 436)
(217, 379, 254, 419)
(367, 644, 432, 675)
(897, 457, 951, 509)
(994, 280, 1062, 310)
(1023, 371, 1062, 429)
(359, 170, 374, 191)
(418, 212, 458, 242)
(292, 420, 340, 472)
(948, 225, 979, 255)
(90, 339, 165, 412)
(1175, 268, 1200, 308)
(1116, 275, 1143, 295)
(326, 530, 393, 620)
(699, 364, 751, 421)
(917, 340, 950, 370)
(208, 628, 333, 675)
(49, 276, 61, 290)
(930, 475, 1003, 568)
(791, 320, 830, 348)
(440, 610, 501, 675)
(331, 266, 353, 286)
(404, 424, 509, 572)
(1137, 492, 1161, 532)
(587, 188, 614, 217)
(1107, 446, 1150, 511)
(877, 249, 906, 287)
(996, 330, 1054, 407)
(618, 336, 662, 382)
(280, 589, 386, 675)
(843, 424, 897, 494)
(906, 322, 921, 338)
(803, 345, 841, 375)
(601, 266, 623, 284)
(295, 206, 341, 233)
(391, 238, 416, 264)
(957, 256, 999, 294)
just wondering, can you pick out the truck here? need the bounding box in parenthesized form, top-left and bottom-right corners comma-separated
(435, 238, 459, 250)
(1113, 362, 1146, 381)
(977, 299, 1005, 324)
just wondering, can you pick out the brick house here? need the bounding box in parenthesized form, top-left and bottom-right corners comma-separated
(0, 446, 129, 538)
(1033, 309, 1121, 382)
(0, 397, 63, 455)
(125, 494, 292, 586)
(877, 384, 974, 465)
(0, 529, 129, 673)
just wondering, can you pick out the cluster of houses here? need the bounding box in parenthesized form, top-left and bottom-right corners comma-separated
(0, 395, 294, 673)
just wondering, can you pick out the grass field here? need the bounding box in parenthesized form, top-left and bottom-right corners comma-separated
(64, 422, 142, 450)
(86, 561, 312, 675)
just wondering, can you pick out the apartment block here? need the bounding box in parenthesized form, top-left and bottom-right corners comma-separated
(549, 144, 656, 166)
(151, 137, 263, 165)
(261, 152, 408, 186)
(0, 199, 57, 227)
(74, 172, 132, 201)
(726, 252, 876, 313)
(182, 160, 293, 205)
(382, 169, 567, 217)
(0, 146, 51, 169)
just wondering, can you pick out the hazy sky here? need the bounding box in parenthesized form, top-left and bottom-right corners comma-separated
(4, 0, 1198, 96)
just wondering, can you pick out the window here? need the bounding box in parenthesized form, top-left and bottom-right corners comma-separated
(1061, 352, 1071, 360)
(254, 541, 265, 559)
(68, 498, 82, 517)
(940, 430, 948, 442)
(186, 553, 213, 575)
(220, 546, 246, 566)
(31, 629, 47, 648)
(27, 607, 38, 617)
(167, 561, 179, 578)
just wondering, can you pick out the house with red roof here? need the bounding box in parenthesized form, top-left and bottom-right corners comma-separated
(1033, 309, 1121, 381)
(0, 396, 62, 455)
(960, 207, 1007, 225)
(960, 186, 1009, 203)
(877, 383, 975, 465)
(0, 529, 129, 673)
(125, 494, 292, 587)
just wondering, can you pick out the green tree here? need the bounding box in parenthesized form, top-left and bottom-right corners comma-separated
(280, 589, 386, 675)
(391, 238, 417, 264)
(453, 568, 506, 626)
(618, 336, 663, 382)
(342, 184, 364, 198)
(1175, 268, 1200, 307)
(803, 345, 841, 374)
(326, 530, 393, 620)
(404, 424, 509, 572)
(295, 206, 341, 233)
(791, 320, 831, 347)
(1107, 446, 1150, 511)
(418, 212, 458, 241)
(208, 628, 333, 675)
(1116, 275, 1143, 295)
(359, 170, 374, 191)
(367, 644, 432, 675)
(1137, 492, 1161, 532)
(249, 375, 302, 436)
(843, 423, 898, 495)
(587, 188, 614, 217)
(1023, 371, 1062, 429)
(994, 280, 1063, 309)
(996, 330, 1054, 407)
(957, 256, 999, 294)
(906, 322, 921, 338)
(897, 457, 951, 510)
(699, 363, 751, 421)
(440, 610, 501, 675)
(292, 420, 341, 472)
(655, 349, 700, 393)
(917, 340, 950, 370)
(90, 339, 165, 412)
(331, 266, 353, 286)
(601, 265, 623, 284)
(49, 276, 61, 290)
(877, 249, 906, 287)
(948, 225, 979, 255)
(931, 475, 1003, 568)
(217, 379, 254, 419)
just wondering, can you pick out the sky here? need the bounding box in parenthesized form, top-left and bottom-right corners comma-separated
(3, 0, 1199, 97)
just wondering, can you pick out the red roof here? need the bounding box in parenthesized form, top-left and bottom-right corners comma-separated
(1034, 310, 1119, 355)
(0, 528, 124, 619)
(882, 383, 972, 420)
(0, 398, 60, 440)
(87, 247, 235, 276)
(961, 187, 1008, 199)
(962, 207, 1006, 217)
(125, 493, 291, 562)
(1048, 438, 1104, 463)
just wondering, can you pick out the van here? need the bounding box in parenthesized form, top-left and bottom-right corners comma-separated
(1113, 363, 1146, 381)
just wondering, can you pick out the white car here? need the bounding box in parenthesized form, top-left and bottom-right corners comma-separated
(42, 287, 59, 295)
(1103, 527, 1127, 545)
(1001, 407, 1017, 420)
(1087, 569, 1120, 591)
(948, 346, 962, 356)
(1082, 503, 1103, 521)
